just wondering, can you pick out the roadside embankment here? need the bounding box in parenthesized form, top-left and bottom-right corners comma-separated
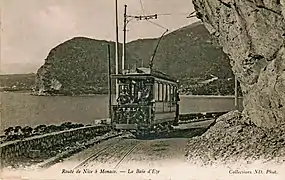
(186, 111, 285, 165)
(0, 125, 111, 168)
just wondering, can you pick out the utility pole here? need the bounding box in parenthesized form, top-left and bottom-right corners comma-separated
(122, 5, 127, 74)
(234, 75, 238, 110)
(107, 44, 112, 119)
(114, 0, 119, 101)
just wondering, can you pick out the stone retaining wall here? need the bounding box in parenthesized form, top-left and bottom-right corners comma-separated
(0, 125, 110, 163)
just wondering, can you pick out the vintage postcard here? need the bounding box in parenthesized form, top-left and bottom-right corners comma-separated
(1, 0, 285, 180)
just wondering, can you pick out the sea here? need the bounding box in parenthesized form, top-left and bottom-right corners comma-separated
(0, 92, 243, 134)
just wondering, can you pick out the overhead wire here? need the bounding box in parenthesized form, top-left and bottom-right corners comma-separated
(146, 20, 168, 31)
(157, 12, 192, 16)
(139, 0, 146, 15)
(136, 0, 168, 31)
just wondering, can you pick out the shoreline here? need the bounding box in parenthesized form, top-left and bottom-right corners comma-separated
(180, 94, 244, 98)
(1, 91, 243, 98)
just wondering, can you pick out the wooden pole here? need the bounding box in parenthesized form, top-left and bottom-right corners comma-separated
(115, 0, 119, 101)
(122, 4, 127, 73)
(234, 75, 238, 110)
(107, 44, 112, 119)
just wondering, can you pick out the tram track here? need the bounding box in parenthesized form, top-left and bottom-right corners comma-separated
(72, 137, 141, 170)
(73, 138, 121, 169)
(114, 141, 141, 169)
(54, 115, 217, 170)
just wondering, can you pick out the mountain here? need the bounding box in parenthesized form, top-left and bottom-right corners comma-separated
(35, 38, 119, 95)
(32, 21, 237, 95)
(127, 22, 233, 80)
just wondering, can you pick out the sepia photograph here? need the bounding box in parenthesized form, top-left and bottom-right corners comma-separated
(0, 0, 285, 179)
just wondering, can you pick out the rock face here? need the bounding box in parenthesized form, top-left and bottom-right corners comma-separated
(193, 0, 285, 128)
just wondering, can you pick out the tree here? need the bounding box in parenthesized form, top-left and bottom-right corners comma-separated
(14, 126, 23, 136)
(34, 124, 47, 134)
(46, 125, 59, 133)
(22, 126, 33, 137)
(60, 122, 73, 130)
(4, 127, 14, 136)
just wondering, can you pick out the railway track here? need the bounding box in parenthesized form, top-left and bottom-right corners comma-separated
(73, 139, 121, 169)
(178, 111, 228, 123)
(73, 136, 141, 170)
(49, 112, 226, 170)
(114, 142, 141, 169)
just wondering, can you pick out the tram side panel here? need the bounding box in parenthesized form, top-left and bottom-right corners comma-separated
(153, 78, 179, 126)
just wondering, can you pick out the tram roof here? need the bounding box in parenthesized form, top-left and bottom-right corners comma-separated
(111, 67, 178, 83)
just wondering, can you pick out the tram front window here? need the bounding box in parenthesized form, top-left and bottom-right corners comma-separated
(116, 79, 153, 105)
(117, 85, 131, 104)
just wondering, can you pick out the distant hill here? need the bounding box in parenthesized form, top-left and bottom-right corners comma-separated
(4, 21, 238, 95)
(35, 38, 119, 95)
(0, 73, 36, 92)
(126, 22, 237, 95)
(126, 22, 233, 80)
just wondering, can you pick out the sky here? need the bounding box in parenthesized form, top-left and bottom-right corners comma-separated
(0, 0, 197, 74)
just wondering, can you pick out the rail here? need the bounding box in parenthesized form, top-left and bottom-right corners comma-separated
(178, 111, 228, 123)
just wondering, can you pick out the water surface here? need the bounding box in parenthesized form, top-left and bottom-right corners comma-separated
(0, 92, 243, 133)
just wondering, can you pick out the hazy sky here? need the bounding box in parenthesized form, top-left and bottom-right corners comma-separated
(0, 0, 197, 74)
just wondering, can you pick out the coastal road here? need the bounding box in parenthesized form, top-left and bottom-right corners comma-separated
(47, 120, 214, 171)
(50, 133, 192, 169)
(0, 120, 215, 180)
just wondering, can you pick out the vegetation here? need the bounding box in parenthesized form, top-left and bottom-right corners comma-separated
(0, 122, 85, 143)
(0, 73, 35, 92)
(180, 78, 243, 96)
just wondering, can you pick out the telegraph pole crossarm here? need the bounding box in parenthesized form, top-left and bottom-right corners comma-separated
(127, 14, 158, 20)
(122, 11, 160, 71)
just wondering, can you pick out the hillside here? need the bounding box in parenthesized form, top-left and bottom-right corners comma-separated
(32, 21, 238, 95)
(35, 38, 119, 95)
(126, 22, 238, 95)
(0, 73, 36, 92)
(127, 22, 233, 79)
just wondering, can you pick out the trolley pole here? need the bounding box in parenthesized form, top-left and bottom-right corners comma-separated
(114, 0, 119, 101)
(107, 44, 112, 119)
(122, 4, 127, 74)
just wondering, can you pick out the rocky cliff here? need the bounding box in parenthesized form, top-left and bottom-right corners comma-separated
(193, 0, 285, 128)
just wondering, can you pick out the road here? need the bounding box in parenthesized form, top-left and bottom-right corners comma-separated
(50, 132, 195, 169)
(48, 120, 215, 170)
(0, 120, 214, 180)
(30, 127, 204, 180)
(3, 119, 285, 180)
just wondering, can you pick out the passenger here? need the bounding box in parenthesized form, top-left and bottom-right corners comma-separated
(142, 87, 152, 104)
(117, 88, 131, 104)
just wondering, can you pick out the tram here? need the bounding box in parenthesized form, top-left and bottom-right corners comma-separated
(111, 67, 180, 136)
